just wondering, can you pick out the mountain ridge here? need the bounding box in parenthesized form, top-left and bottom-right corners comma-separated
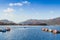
(19, 17, 60, 25)
(0, 17, 60, 25)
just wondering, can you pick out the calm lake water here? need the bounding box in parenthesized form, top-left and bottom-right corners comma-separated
(0, 25, 60, 40)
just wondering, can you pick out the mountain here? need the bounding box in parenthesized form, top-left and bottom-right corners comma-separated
(19, 17, 60, 25)
(0, 17, 60, 25)
(19, 19, 47, 25)
(0, 20, 16, 25)
(46, 17, 60, 25)
(0, 20, 13, 23)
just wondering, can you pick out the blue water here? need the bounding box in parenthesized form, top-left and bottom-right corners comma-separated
(0, 25, 60, 40)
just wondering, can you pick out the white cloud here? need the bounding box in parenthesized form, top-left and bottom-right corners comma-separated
(22, 1, 30, 5)
(2, 8, 17, 22)
(9, 3, 23, 6)
(1, 1, 31, 23)
(9, 1, 30, 7)
(3, 8, 14, 13)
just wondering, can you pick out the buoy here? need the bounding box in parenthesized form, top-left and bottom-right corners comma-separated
(42, 28, 45, 31)
(48, 29, 52, 32)
(2, 29, 6, 32)
(6, 27, 11, 31)
(52, 30, 57, 34)
(42, 28, 60, 34)
(44, 28, 48, 32)
(24, 27, 26, 28)
(42, 28, 48, 32)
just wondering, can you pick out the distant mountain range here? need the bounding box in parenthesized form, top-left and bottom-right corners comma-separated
(0, 17, 60, 25)
(0, 20, 16, 25)
(19, 17, 60, 25)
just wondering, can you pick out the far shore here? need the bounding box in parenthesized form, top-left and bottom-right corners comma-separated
(0, 25, 60, 26)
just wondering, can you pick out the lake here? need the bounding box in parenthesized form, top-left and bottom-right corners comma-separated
(0, 25, 60, 40)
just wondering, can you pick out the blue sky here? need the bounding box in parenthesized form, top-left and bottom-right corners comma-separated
(0, 0, 60, 23)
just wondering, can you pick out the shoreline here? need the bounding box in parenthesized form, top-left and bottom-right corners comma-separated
(0, 25, 60, 26)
